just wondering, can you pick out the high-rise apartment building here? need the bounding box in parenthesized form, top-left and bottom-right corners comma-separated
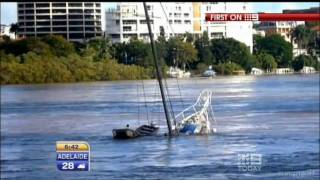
(17, 2, 102, 42)
(105, 2, 253, 52)
(105, 2, 194, 43)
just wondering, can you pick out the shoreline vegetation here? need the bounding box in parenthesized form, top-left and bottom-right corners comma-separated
(0, 24, 319, 85)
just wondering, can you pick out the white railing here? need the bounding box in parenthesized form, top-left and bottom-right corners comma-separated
(174, 89, 215, 130)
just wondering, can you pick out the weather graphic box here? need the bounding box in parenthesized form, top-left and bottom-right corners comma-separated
(56, 141, 90, 171)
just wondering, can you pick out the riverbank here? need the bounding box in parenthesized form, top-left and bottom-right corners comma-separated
(1, 72, 319, 86)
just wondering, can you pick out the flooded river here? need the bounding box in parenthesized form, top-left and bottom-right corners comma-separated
(1, 75, 319, 179)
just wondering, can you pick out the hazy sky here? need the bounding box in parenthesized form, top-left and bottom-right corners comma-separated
(1, 2, 319, 30)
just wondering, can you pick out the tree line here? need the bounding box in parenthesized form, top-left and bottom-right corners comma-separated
(1, 24, 319, 84)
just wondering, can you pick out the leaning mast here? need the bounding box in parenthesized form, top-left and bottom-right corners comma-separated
(142, 2, 173, 136)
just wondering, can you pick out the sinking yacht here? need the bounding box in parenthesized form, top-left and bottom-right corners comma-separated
(175, 89, 216, 135)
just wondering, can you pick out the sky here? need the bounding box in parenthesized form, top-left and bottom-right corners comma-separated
(1, 2, 319, 30)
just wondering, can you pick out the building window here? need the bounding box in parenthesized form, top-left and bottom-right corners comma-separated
(85, 21, 94, 25)
(116, 20, 120, 25)
(26, 28, 34, 32)
(95, 3, 101, 7)
(26, 22, 34, 26)
(123, 26, 132, 32)
(85, 33, 95, 38)
(174, 13, 181, 18)
(69, 15, 83, 19)
(26, 10, 34, 14)
(140, 20, 153, 24)
(85, 27, 95, 31)
(53, 27, 67, 31)
(69, 27, 83, 31)
(18, 10, 24, 14)
(25, 16, 34, 20)
(84, 15, 94, 19)
(52, 21, 66, 25)
(37, 27, 50, 32)
(36, 9, 50, 14)
(123, 20, 136, 25)
(111, 34, 120, 38)
(36, 21, 50, 26)
(174, 20, 181, 24)
(211, 32, 224, 38)
(69, 9, 83, 13)
(36, 3, 49, 8)
(184, 20, 191, 24)
(184, 13, 189, 17)
(52, 3, 66, 7)
(69, 21, 83, 25)
(52, 15, 67, 19)
(69, 33, 84, 39)
(69, 3, 82, 7)
(84, 9, 94, 13)
(84, 3, 93, 7)
(18, 4, 24, 8)
(95, 9, 101, 13)
(52, 9, 66, 13)
(25, 3, 34, 8)
(36, 15, 50, 20)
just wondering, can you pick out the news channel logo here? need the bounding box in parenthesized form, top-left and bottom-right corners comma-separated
(56, 141, 90, 171)
(237, 153, 262, 172)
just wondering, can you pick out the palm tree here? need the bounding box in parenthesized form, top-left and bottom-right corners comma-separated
(9, 23, 19, 39)
(291, 25, 311, 56)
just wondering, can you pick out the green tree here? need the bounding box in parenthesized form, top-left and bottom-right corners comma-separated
(255, 52, 277, 71)
(9, 23, 19, 39)
(255, 34, 293, 68)
(213, 62, 244, 75)
(166, 37, 197, 69)
(195, 31, 214, 65)
(291, 25, 312, 50)
(125, 39, 152, 67)
(210, 38, 254, 72)
(184, 32, 194, 43)
(292, 54, 319, 71)
(86, 38, 112, 61)
(41, 35, 75, 57)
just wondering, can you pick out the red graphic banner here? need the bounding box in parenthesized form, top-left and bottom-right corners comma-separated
(205, 13, 320, 21)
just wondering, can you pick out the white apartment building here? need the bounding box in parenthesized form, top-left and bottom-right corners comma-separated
(17, 2, 102, 42)
(105, 2, 253, 52)
(105, 2, 194, 43)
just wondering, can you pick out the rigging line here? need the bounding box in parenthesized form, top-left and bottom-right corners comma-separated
(137, 83, 141, 126)
(160, 2, 184, 110)
(141, 79, 150, 124)
(163, 78, 177, 128)
(159, 2, 178, 114)
(160, 2, 175, 36)
(175, 76, 185, 108)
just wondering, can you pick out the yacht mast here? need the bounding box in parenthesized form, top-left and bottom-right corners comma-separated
(142, 2, 173, 136)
